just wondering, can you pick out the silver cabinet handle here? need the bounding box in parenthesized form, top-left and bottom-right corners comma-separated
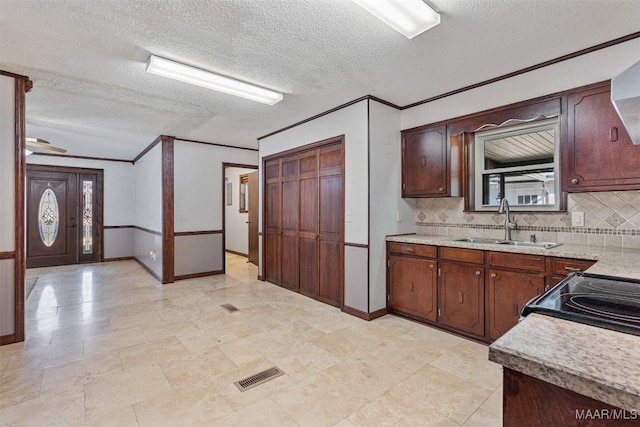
(490, 273, 497, 278)
(475, 271, 480, 276)
(565, 266, 582, 272)
(429, 264, 434, 269)
(438, 186, 444, 192)
(571, 178, 579, 184)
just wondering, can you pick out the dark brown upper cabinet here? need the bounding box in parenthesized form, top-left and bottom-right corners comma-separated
(563, 82, 640, 192)
(402, 124, 449, 197)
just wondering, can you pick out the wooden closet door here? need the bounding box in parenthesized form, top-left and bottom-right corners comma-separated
(280, 155, 300, 291)
(298, 150, 319, 298)
(265, 159, 281, 284)
(317, 144, 344, 307)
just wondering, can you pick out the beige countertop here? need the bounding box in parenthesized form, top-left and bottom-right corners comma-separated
(386, 233, 640, 280)
(385, 233, 640, 411)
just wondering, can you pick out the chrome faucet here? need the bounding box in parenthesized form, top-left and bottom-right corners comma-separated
(498, 198, 516, 241)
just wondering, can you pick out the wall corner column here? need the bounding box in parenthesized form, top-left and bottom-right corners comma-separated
(161, 136, 174, 284)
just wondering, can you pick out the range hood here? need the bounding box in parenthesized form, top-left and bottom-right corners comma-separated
(611, 59, 640, 145)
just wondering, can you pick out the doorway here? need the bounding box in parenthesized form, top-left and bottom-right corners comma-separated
(26, 165, 103, 268)
(222, 163, 258, 269)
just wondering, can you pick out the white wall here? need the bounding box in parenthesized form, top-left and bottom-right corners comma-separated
(259, 101, 369, 244)
(0, 76, 16, 253)
(173, 141, 258, 233)
(401, 37, 640, 130)
(225, 166, 256, 255)
(133, 142, 162, 276)
(0, 74, 16, 336)
(369, 100, 415, 311)
(26, 156, 135, 226)
(134, 143, 162, 232)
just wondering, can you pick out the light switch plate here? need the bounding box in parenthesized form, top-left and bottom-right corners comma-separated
(571, 212, 584, 227)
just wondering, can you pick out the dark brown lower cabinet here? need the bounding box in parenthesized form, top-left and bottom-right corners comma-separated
(438, 262, 485, 337)
(503, 368, 638, 427)
(487, 269, 545, 341)
(264, 138, 344, 308)
(388, 255, 437, 321)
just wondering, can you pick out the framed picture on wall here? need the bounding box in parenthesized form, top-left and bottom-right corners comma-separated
(226, 182, 232, 206)
(239, 173, 248, 213)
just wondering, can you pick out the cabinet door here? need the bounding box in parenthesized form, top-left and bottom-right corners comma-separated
(565, 84, 640, 191)
(299, 150, 319, 299)
(264, 160, 282, 284)
(317, 144, 344, 307)
(438, 262, 484, 336)
(488, 269, 545, 341)
(388, 255, 437, 321)
(280, 155, 300, 291)
(402, 124, 449, 197)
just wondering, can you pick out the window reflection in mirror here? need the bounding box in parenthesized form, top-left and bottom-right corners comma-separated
(475, 118, 560, 210)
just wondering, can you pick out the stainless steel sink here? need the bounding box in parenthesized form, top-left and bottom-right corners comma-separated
(451, 237, 562, 249)
(498, 240, 562, 249)
(452, 237, 507, 244)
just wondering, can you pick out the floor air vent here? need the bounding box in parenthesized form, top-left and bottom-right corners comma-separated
(234, 366, 284, 392)
(220, 303, 239, 313)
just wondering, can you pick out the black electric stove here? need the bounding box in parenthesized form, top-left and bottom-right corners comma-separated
(521, 272, 640, 336)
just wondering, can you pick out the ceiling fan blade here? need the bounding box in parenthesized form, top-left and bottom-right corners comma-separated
(25, 138, 67, 153)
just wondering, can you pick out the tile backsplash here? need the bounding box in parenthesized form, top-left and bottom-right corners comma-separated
(415, 191, 640, 249)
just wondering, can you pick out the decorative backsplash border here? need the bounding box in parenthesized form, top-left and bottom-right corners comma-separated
(415, 222, 640, 236)
(414, 191, 640, 248)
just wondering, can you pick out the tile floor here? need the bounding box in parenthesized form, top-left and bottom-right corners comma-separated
(1, 253, 502, 426)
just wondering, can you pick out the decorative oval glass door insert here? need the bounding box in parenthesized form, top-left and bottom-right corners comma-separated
(38, 188, 59, 247)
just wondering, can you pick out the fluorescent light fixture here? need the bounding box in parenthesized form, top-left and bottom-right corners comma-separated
(352, 0, 440, 39)
(146, 55, 283, 105)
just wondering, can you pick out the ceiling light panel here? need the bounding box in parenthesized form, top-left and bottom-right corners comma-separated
(352, 0, 440, 39)
(145, 55, 283, 105)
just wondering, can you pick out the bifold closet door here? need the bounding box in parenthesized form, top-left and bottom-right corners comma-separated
(298, 150, 319, 298)
(317, 144, 343, 307)
(265, 159, 281, 285)
(280, 155, 300, 291)
(264, 139, 343, 308)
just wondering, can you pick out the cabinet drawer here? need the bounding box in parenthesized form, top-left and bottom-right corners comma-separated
(488, 251, 545, 273)
(388, 242, 437, 258)
(549, 257, 595, 276)
(440, 247, 484, 264)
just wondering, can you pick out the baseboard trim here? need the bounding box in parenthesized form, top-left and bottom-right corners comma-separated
(174, 270, 224, 281)
(133, 257, 162, 282)
(368, 307, 388, 320)
(0, 333, 17, 346)
(341, 305, 388, 321)
(257, 275, 265, 281)
(225, 249, 248, 258)
(103, 256, 134, 262)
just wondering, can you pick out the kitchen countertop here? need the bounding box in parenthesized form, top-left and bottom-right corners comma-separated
(386, 233, 640, 280)
(386, 233, 640, 411)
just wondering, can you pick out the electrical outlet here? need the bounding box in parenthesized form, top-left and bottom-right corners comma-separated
(396, 210, 401, 222)
(149, 251, 157, 260)
(346, 210, 352, 222)
(571, 212, 585, 227)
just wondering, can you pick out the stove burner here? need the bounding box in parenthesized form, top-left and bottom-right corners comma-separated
(521, 272, 640, 337)
(575, 280, 640, 297)
(567, 294, 640, 324)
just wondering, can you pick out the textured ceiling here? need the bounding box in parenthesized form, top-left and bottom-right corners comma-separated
(1, 0, 640, 159)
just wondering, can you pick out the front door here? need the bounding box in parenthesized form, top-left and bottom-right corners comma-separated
(26, 166, 102, 268)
